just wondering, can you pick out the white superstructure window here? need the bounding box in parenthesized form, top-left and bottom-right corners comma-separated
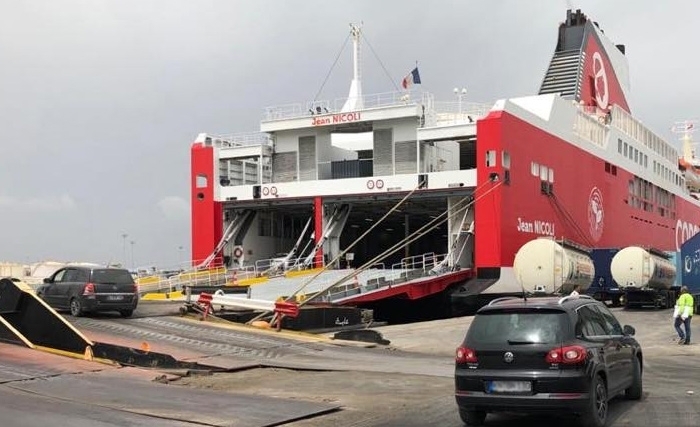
(196, 174, 208, 188)
(502, 151, 511, 169)
(485, 150, 496, 167)
(531, 162, 539, 177)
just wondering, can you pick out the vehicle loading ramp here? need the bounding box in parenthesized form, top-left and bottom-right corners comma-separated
(0, 278, 229, 371)
(0, 277, 92, 353)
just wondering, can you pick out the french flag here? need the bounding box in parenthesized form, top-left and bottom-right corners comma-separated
(401, 67, 421, 89)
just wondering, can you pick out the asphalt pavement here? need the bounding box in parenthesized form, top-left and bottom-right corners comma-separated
(2, 301, 699, 426)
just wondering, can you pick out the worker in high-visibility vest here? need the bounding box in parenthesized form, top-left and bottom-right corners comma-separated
(673, 286, 694, 345)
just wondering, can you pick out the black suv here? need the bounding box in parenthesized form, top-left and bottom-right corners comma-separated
(37, 266, 139, 317)
(454, 295, 642, 427)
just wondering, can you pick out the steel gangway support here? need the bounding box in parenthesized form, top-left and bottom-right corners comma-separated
(0, 278, 92, 353)
(302, 204, 351, 268)
(195, 209, 255, 270)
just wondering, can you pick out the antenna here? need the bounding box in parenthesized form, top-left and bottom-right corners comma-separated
(672, 120, 698, 164)
(341, 23, 364, 112)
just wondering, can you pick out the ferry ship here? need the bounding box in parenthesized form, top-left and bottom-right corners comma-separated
(189, 9, 700, 318)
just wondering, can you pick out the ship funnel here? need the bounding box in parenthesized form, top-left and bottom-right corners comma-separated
(539, 9, 631, 113)
(341, 23, 364, 112)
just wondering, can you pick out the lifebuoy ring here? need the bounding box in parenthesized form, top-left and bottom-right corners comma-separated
(376, 179, 384, 189)
(367, 180, 375, 189)
(233, 247, 244, 258)
(262, 187, 270, 196)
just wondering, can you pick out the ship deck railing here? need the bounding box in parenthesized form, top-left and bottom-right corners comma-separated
(136, 263, 260, 295)
(430, 101, 491, 126)
(262, 91, 433, 122)
(198, 132, 272, 148)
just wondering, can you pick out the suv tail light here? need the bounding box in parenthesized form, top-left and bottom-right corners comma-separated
(456, 346, 478, 364)
(546, 345, 587, 365)
(132, 283, 138, 293)
(83, 283, 95, 296)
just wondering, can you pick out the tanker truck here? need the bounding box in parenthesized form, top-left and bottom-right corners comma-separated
(513, 238, 595, 295)
(610, 246, 678, 309)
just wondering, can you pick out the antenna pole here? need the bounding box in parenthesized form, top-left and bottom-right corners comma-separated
(341, 23, 364, 112)
(672, 120, 697, 163)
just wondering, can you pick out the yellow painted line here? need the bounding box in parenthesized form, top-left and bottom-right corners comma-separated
(141, 290, 183, 301)
(0, 315, 34, 348)
(141, 293, 167, 300)
(231, 276, 268, 286)
(176, 313, 348, 344)
(35, 345, 118, 366)
(285, 268, 323, 278)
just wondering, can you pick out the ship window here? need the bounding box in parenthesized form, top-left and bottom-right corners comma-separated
(502, 151, 511, 169)
(531, 162, 539, 177)
(196, 174, 208, 189)
(624, 142, 628, 157)
(634, 149, 639, 163)
(548, 168, 554, 183)
(612, 165, 617, 175)
(485, 150, 496, 167)
(540, 165, 548, 181)
(605, 162, 611, 173)
(617, 139, 622, 153)
(644, 155, 648, 168)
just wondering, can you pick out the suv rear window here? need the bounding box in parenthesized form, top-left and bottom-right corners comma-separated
(467, 310, 569, 345)
(90, 269, 134, 284)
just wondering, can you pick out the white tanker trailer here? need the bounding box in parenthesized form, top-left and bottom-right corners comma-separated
(610, 246, 680, 309)
(513, 238, 595, 294)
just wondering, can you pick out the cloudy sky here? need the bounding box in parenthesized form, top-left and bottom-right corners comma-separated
(0, 0, 695, 269)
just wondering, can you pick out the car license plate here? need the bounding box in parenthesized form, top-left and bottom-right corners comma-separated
(106, 295, 124, 301)
(486, 380, 532, 394)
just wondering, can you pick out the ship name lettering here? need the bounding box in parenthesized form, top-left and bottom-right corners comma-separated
(534, 220, 555, 236)
(312, 112, 361, 127)
(333, 112, 361, 123)
(675, 219, 700, 252)
(312, 116, 331, 126)
(517, 217, 554, 236)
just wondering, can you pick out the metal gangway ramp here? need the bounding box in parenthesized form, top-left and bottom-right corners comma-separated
(0, 277, 92, 353)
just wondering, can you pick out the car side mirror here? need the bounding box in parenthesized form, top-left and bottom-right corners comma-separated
(43, 278, 52, 284)
(623, 325, 635, 336)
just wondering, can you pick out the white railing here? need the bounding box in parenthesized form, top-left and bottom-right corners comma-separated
(392, 252, 446, 272)
(204, 132, 272, 148)
(262, 91, 430, 121)
(573, 108, 607, 148)
(610, 105, 677, 164)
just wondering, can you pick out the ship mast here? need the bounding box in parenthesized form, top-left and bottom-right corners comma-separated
(672, 120, 698, 165)
(341, 23, 364, 112)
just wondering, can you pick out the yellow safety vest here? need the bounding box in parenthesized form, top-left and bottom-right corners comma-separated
(677, 293, 695, 317)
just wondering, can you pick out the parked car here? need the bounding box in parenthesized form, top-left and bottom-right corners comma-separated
(454, 295, 642, 427)
(36, 266, 138, 317)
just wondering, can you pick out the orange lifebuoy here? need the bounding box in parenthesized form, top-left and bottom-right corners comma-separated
(233, 247, 244, 258)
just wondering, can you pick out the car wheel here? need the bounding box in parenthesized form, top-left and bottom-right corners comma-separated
(119, 309, 134, 318)
(458, 408, 486, 426)
(580, 375, 608, 427)
(625, 356, 643, 400)
(69, 298, 84, 317)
